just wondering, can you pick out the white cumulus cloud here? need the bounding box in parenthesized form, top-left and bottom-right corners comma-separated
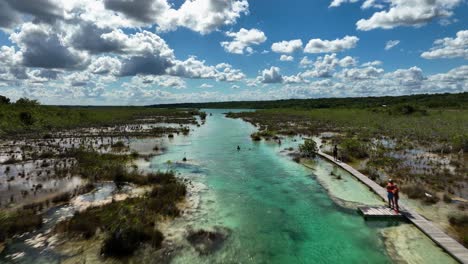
(280, 55, 294, 61)
(356, 0, 462, 31)
(304, 36, 359, 53)
(221, 28, 267, 54)
(271, 39, 303, 53)
(421, 30, 468, 59)
(259, 66, 283, 83)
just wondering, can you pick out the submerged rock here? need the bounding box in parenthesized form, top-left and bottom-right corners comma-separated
(186, 227, 230, 255)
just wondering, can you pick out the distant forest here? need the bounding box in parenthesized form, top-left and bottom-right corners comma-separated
(148, 92, 468, 109)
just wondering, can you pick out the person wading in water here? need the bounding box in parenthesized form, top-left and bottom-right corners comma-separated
(333, 145, 338, 161)
(386, 179, 395, 209)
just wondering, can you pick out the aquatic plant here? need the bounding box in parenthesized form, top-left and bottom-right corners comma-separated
(250, 130, 277, 141)
(101, 227, 163, 257)
(251, 133, 261, 141)
(69, 149, 133, 182)
(199, 111, 207, 120)
(187, 228, 230, 255)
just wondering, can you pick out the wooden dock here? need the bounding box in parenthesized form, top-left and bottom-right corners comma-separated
(316, 151, 468, 264)
(358, 206, 405, 220)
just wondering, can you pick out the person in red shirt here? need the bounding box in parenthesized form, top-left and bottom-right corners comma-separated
(393, 183, 400, 213)
(386, 179, 395, 209)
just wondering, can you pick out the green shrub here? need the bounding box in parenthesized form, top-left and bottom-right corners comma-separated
(299, 139, 318, 158)
(111, 141, 126, 149)
(113, 166, 127, 190)
(0, 95, 10, 105)
(449, 214, 468, 226)
(423, 195, 440, 205)
(199, 112, 207, 120)
(340, 138, 369, 159)
(401, 184, 426, 199)
(452, 134, 468, 152)
(15, 98, 40, 106)
(443, 193, 452, 203)
(146, 171, 177, 185)
(65, 212, 100, 239)
(251, 134, 261, 141)
(19, 111, 34, 125)
(70, 149, 133, 181)
(101, 227, 163, 257)
(251, 130, 276, 141)
(388, 104, 427, 116)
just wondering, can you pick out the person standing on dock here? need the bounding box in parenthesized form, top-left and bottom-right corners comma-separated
(393, 183, 400, 213)
(333, 145, 338, 161)
(386, 179, 395, 209)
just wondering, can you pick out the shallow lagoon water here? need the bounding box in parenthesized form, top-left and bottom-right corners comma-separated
(1, 109, 457, 263)
(149, 109, 393, 263)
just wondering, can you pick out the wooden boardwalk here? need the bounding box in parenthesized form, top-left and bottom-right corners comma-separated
(316, 151, 468, 264)
(358, 206, 405, 220)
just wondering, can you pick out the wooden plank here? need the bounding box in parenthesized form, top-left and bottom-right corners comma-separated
(316, 151, 468, 264)
(358, 206, 404, 218)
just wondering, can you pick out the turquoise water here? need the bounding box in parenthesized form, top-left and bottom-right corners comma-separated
(2, 109, 455, 263)
(150, 109, 392, 263)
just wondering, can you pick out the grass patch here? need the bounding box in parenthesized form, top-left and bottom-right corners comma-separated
(448, 213, 468, 247)
(250, 130, 276, 140)
(69, 149, 134, 182)
(0, 210, 42, 243)
(0, 99, 199, 137)
(339, 138, 369, 161)
(228, 108, 468, 150)
(57, 171, 186, 258)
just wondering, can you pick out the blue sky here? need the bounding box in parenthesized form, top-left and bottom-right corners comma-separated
(0, 0, 466, 105)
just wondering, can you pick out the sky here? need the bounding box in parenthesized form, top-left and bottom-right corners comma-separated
(0, 0, 466, 105)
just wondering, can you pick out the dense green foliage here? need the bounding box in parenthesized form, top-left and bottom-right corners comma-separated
(299, 139, 318, 158)
(228, 108, 468, 149)
(149, 92, 467, 109)
(15, 98, 40, 106)
(0, 95, 10, 105)
(0, 96, 197, 137)
(339, 138, 369, 161)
